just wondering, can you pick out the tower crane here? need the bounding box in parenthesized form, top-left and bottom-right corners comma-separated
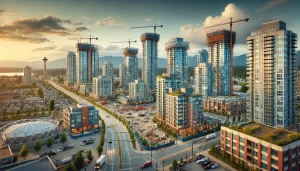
(110, 39, 137, 48)
(130, 23, 163, 33)
(205, 17, 249, 96)
(68, 35, 98, 44)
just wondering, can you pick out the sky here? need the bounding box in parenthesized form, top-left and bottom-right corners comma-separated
(0, 0, 299, 62)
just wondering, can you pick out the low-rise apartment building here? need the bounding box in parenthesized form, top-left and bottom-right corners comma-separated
(203, 96, 246, 115)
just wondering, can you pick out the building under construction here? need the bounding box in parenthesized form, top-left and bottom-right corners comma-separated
(206, 29, 236, 96)
(124, 47, 138, 88)
(76, 43, 100, 85)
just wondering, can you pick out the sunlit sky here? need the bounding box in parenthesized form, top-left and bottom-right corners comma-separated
(0, 0, 299, 62)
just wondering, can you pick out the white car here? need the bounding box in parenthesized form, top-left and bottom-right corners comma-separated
(211, 164, 218, 169)
(80, 141, 86, 146)
(196, 157, 208, 164)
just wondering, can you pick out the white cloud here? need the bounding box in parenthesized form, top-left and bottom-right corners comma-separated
(144, 18, 152, 22)
(259, 0, 290, 13)
(95, 16, 121, 27)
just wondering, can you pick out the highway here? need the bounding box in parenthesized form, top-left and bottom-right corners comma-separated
(48, 80, 221, 171)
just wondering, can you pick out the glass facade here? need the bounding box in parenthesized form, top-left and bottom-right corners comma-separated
(67, 51, 77, 83)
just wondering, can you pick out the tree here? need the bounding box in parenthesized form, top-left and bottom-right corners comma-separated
(13, 154, 18, 163)
(64, 162, 76, 171)
(47, 138, 53, 148)
(34, 140, 42, 151)
(97, 144, 103, 156)
(37, 88, 44, 98)
(210, 144, 216, 154)
(221, 150, 227, 160)
(172, 160, 178, 169)
(60, 132, 67, 143)
(238, 114, 241, 122)
(240, 84, 248, 93)
(19, 144, 29, 158)
(74, 152, 84, 170)
(49, 100, 55, 111)
(230, 154, 236, 164)
(87, 149, 92, 160)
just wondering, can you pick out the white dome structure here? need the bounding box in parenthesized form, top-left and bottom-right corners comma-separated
(0, 119, 59, 150)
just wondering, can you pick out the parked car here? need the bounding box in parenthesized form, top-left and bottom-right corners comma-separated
(204, 163, 214, 170)
(68, 144, 74, 148)
(88, 156, 94, 163)
(196, 157, 208, 164)
(49, 150, 56, 155)
(211, 164, 218, 169)
(201, 160, 211, 167)
(80, 141, 86, 146)
(178, 163, 185, 167)
(51, 159, 59, 167)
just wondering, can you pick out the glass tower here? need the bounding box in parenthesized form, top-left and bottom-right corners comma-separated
(76, 43, 99, 84)
(124, 47, 138, 88)
(165, 38, 189, 85)
(246, 20, 297, 129)
(103, 62, 113, 80)
(207, 30, 236, 96)
(197, 49, 208, 64)
(194, 63, 216, 97)
(67, 51, 77, 83)
(141, 33, 160, 90)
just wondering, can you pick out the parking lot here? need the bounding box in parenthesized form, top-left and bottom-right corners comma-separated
(105, 102, 175, 146)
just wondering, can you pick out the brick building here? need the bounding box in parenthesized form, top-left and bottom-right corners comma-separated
(221, 122, 300, 171)
(203, 96, 246, 115)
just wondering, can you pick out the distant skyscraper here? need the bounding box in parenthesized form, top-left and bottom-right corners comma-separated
(92, 76, 113, 98)
(124, 47, 138, 87)
(67, 51, 76, 83)
(23, 66, 31, 85)
(194, 63, 215, 97)
(156, 74, 181, 121)
(42, 57, 48, 79)
(119, 64, 126, 88)
(129, 79, 149, 98)
(165, 38, 189, 85)
(103, 62, 113, 80)
(76, 43, 99, 84)
(197, 49, 208, 64)
(141, 33, 160, 90)
(207, 30, 236, 96)
(246, 20, 297, 129)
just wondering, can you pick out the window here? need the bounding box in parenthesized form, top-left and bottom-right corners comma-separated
(284, 160, 288, 167)
(272, 158, 278, 166)
(254, 151, 258, 157)
(233, 149, 236, 155)
(292, 158, 296, 164)
(253, 143, 258, 149)
(262, 145, 267, 152)
(233, 142, 236, 147)
(226, 146, 230, 151)
(292, 148, 296, 155)
(233, 134, 236, 140)
(261, 154, 267, 160)
(261, 163, 267, 169)
(226, 139, 230, 145)
(239, 152, 244, 158)
(226, 132, 230, 137)
(272, 149, 278, 157)
(284, 151, 289, 158)
(240, 145, 244, 150)
(240, 137, 244, 143)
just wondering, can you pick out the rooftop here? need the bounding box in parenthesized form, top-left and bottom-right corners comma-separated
(227, 122, 300, 146)
(168, 89, 184, 96)
(0, 145, 12, 159)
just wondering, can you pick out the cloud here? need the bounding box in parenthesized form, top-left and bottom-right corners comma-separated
(73, 22, 83, 26)
(98, 45, 120, 51)
(31, 46, 58, 52)
(0, 15, 89, 43)
(95, 16, 121, 27)
(259, 0, 290, 12)
(75, 26, 89, 32)
(144, 18, 152, 22)
(180, 3, 260, 47)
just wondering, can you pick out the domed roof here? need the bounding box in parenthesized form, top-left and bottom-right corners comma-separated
(2, 121, 56, 138)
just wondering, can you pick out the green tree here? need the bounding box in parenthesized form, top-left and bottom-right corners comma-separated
(49, 100, 55, 111)
(60, 132, 67, 143)
(221, 150, 227, 160)
(64, 162, 76, 171)
(240, 84, 248, 93)
(74, 152, 84, 170)
(37, 88, 44, 98)
(230, 154, 236, 164)
(210, 144, 216, 154)
(19, 144, 29, 158)
(172, 160, 178, 169)
(87, 149, 92, 160)
(13, 154, 18, 163)
(97, 144, 103, 156)
(34, 140, 42, 151)
(47, 138, 53, 148)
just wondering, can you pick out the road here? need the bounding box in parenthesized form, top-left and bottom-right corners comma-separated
(48, 80, 222, 171)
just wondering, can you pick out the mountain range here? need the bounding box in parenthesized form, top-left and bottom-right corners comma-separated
(0, 51, 299, 69)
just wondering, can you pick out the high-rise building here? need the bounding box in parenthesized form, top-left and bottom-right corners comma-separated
(194, 63, 216, 97)
(76, 43, 100, 84)
(23, 66, 32, 85)
(165, 88, 203, 131)
(156, 74, 181, 121)
(129, 79, 149, 98)
(103, 62, 113, 80)
(297, 71, 300, 98)
(207, 30, 236, 96)
(92, 76, 113, 99)
(67, 51, 77, 83)
(141, 33, 160, 90)
(165, 38, 189, 84)
(246, 20, 297, 129)
(197, 49, 208, 64)
(124, 47, 138, 87)
(119, 64, 126, 88)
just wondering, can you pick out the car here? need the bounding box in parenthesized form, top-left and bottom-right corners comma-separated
(196, 157, 208, 164)
(51, 160, 60, 167)
(89, 137, 95, 141)
(211, 164, 218, 169)
(195, 155, 205, 161)
(108, 139, 112, 143)
(201, 161, 211, 167)
(68, 144, 74, 148)
(178, 163, 185, 167)
(88, 156, 94, 162)
(85, 140, 93, 145)
(80, 141, 86, 146)
(204, 163, 214, 170)
(49, 150, 56, 155)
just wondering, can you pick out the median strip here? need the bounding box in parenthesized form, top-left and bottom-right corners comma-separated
(112, 126, 122, 169)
